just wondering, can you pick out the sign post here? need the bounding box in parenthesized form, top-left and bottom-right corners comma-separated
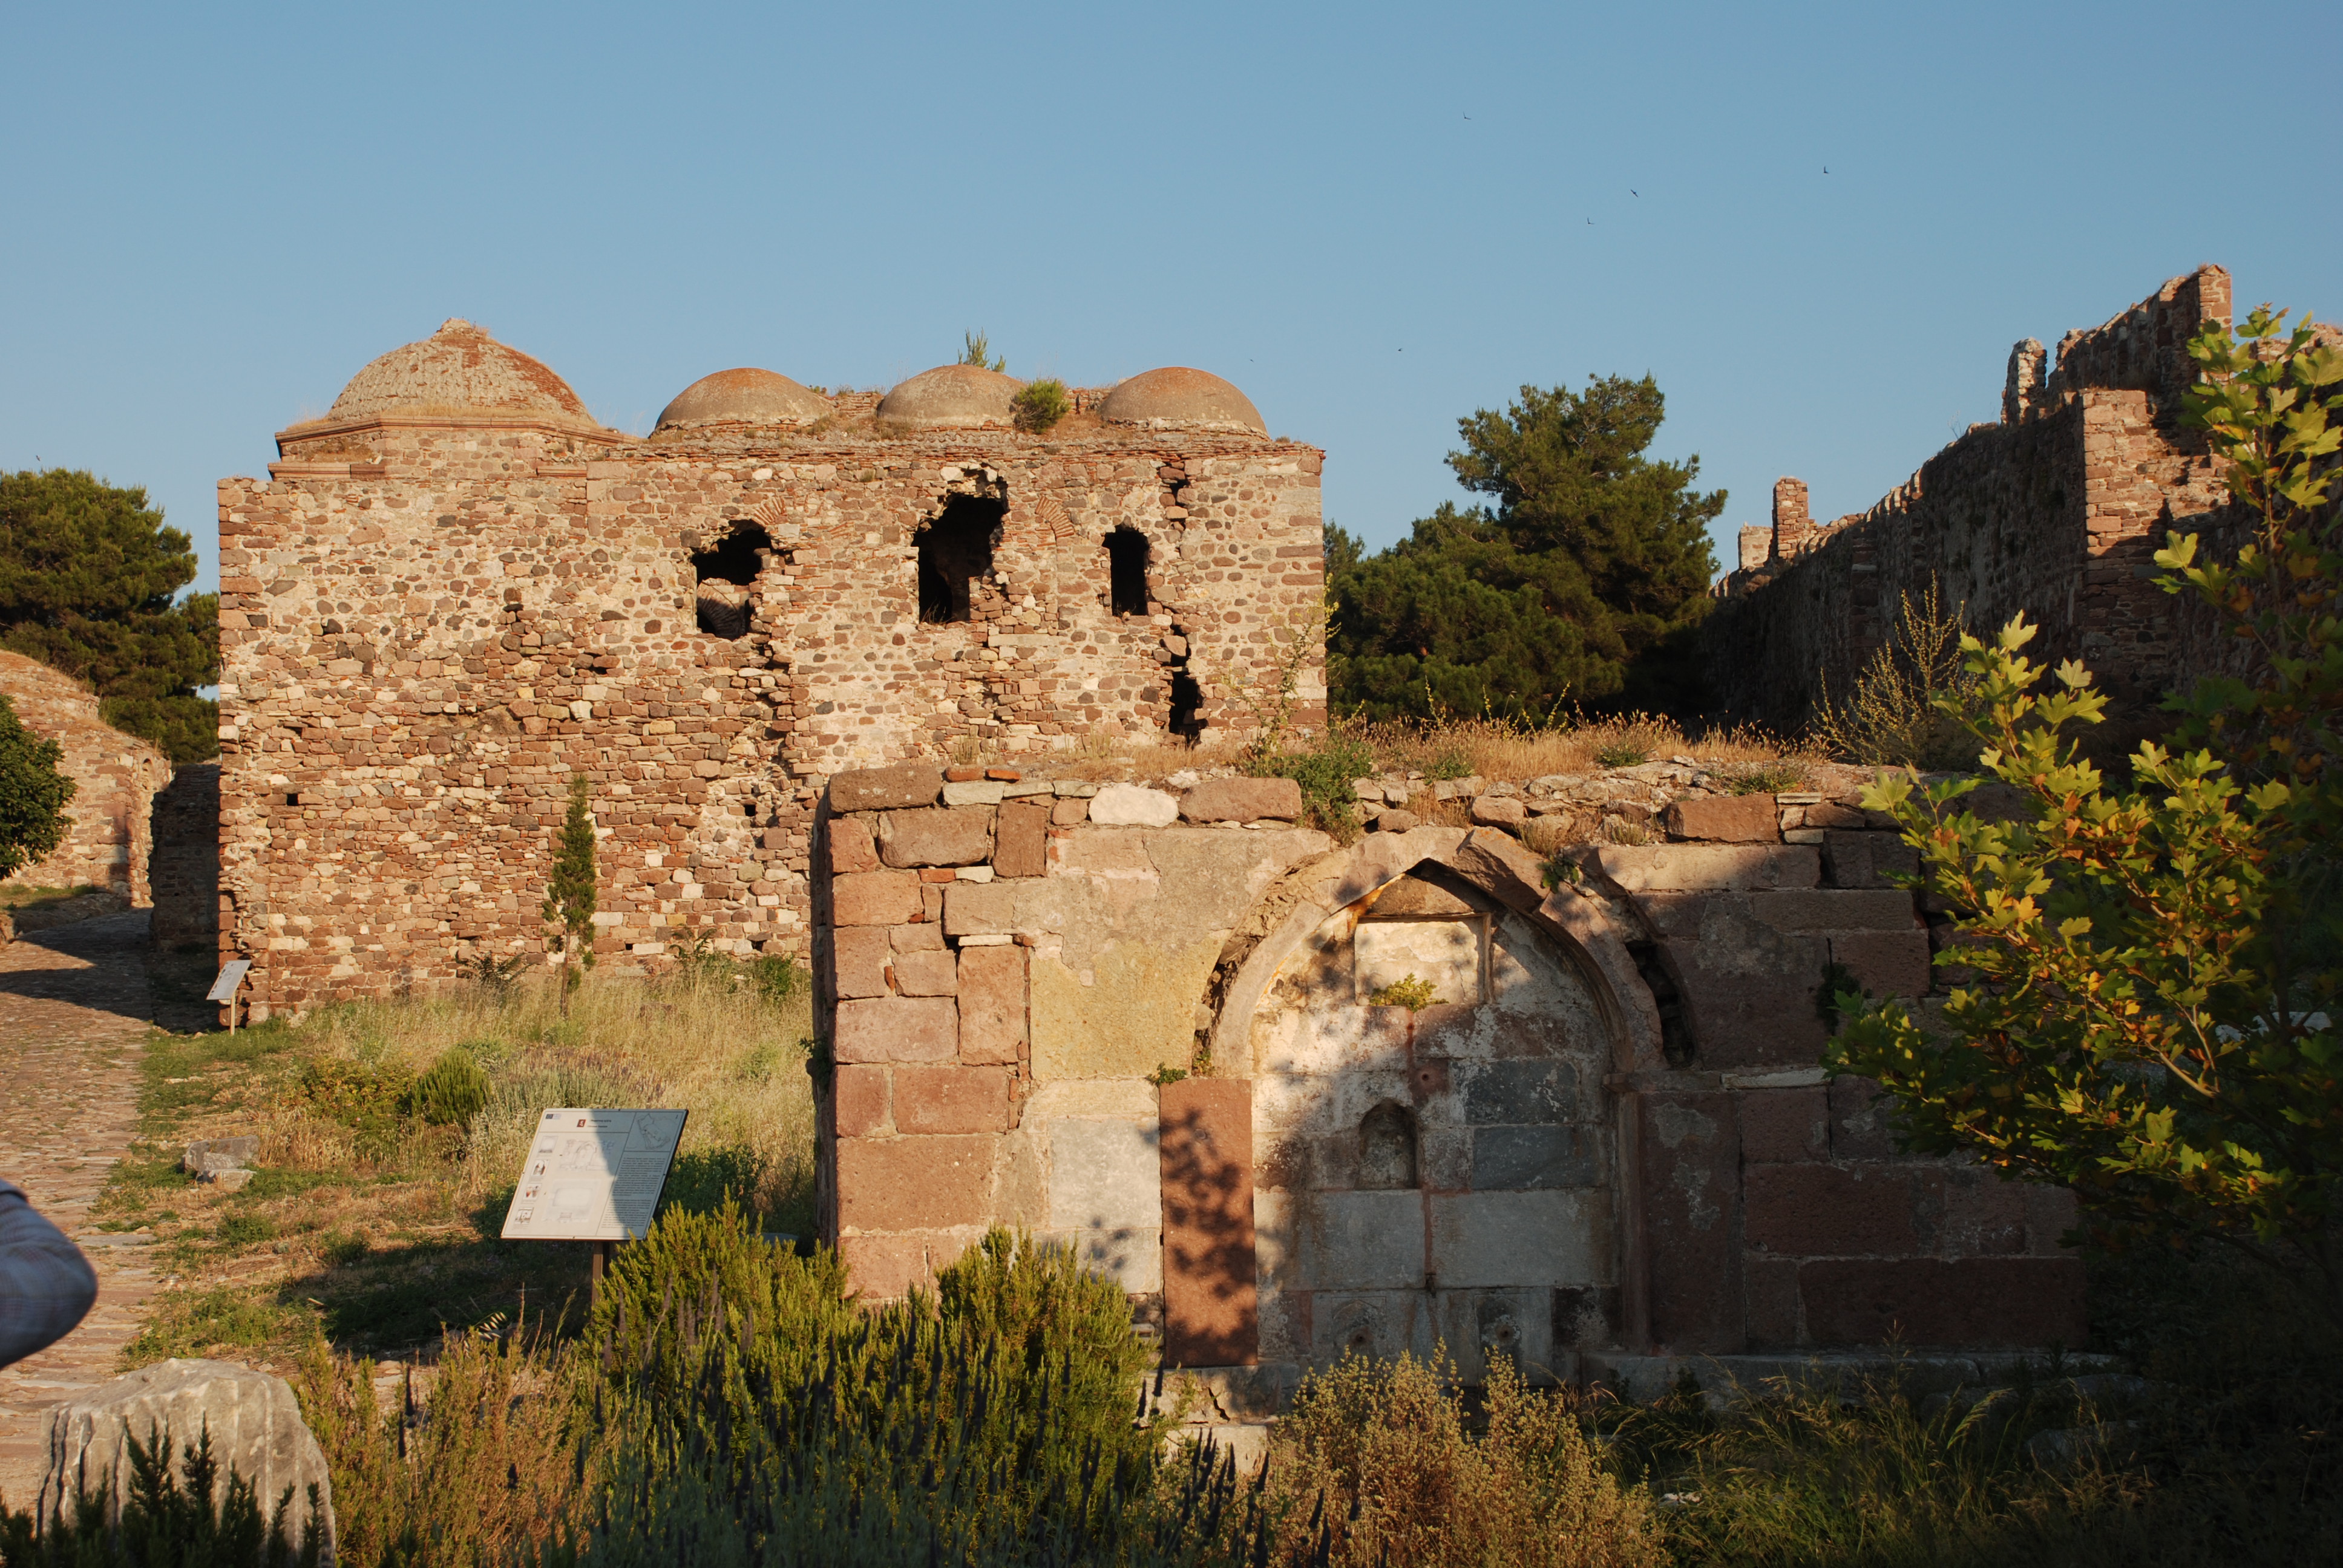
(499, 1108, 687, 1304)
(206, 959, 253, 1034)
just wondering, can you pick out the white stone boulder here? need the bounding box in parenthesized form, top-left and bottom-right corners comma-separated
(1089, 783, 1179, 828)
(39, 1357, 335, 1559)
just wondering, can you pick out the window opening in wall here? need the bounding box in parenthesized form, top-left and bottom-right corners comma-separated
(1358, 1100, 1420, 1190)
(917, 494, 1004, 625)
(692, 521, 771, 639)
(1105, 527, 1150, 616)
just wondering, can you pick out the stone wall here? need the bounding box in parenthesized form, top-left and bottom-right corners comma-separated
(1705, 266, 2241, 748)
(817, 754, 2085, 1372)
(148, 763, 220, 950)
(0, 651, 170, 903)
(217, 414, 1321, 1018)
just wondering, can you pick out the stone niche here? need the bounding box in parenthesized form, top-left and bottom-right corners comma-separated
(1250, 865, 1619, 1384)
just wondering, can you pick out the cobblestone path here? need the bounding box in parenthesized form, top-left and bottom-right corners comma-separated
(0, 912, 162, 1510)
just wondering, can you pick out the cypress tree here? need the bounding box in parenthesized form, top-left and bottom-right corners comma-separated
(543, 774, 598, 1013)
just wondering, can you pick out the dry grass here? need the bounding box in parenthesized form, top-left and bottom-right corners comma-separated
(1267, 1350, 1661, 1567)
(1337, 713, 1810, 781)
(99, 964, 816, 1365)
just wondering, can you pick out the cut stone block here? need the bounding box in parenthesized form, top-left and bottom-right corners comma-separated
(1159, 1077, 1259, 1367)
(1745, 1163, 1936, 1257)
(941, 881, 1017, 937)
(1596, 844, 1820, 892)
(830, 762, 942, 812)
(893, 1067, 1012, 1133)
(1738, 1086, 1829, 1163)
(832, 926, 891, 999)
(956, 944, 1027, 1065)
(1832, 930, 1932, 999)
(1461, 1059, 1578, 1125)
(836, 1135, 995, 1230)
(1179, 777, 1303, 823)
(877, 808, 994, 868)
(1427, 1190, 1606, 1287)
(834, 996, 958, 1063)
(38, 1358, 334, 1552)
(1260, 1189, 1425, 1292)
(1089, 783, 1179, 827)
(940, 780, 1005, 807)
(1468, 795, 1526, 829)
(181, 1137, 258, 1177)
(1823, 830, 1919, 889)
(1469, 1125, 1596, 1189)
(832, 870, 922, 926)
(1797, 1257, 2086, 1347)
(1639, 1092, 1744, 1352)
(1666, 793, 1779, 843)
(834, 1064, 889, 1137)
(1749, 889, 1917, 933)
(827, 816, 880, 874)
(992, 800, 1049, 877)
(1047, 1117, 1161, 1241)
(891, 947, 957, 996)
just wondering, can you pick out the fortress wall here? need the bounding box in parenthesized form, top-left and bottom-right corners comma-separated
(1706, 267, 2240, 747)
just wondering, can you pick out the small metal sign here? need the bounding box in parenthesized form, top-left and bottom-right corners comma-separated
(205, 959, 252, 1003)
(500, 1108, 688, 1242)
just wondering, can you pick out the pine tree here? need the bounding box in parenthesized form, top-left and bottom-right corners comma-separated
(0, 694, 74, 879)
(1329, 375, 1723, 720)
(543, 774, 598, 1014)
(0, 469, 220, 764)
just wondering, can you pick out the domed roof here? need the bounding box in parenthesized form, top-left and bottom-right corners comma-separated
(655, 367, 832, 430)
(324, 319, 596, 426)
(876, 364, 1024, 428)
(1098, 367, 1265, 433)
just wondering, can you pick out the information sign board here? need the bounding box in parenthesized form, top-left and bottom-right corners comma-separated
(500, 1108, 687, 1242)
(206, 959, 252, 1002)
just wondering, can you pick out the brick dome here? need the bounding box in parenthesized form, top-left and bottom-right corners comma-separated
(1098, 367, 1265, 433)
(876, 364, 1024, 429)
(656, 367, 832, 430)
(323, 319, 597, 427)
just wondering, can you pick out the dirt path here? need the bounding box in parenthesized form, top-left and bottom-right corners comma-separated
(0, 911, 163, 1509)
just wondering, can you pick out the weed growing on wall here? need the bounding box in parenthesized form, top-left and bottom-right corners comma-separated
(1012, 378, 1070, 434)
(542, 775, 598, 1016)
(1809, 581, 1981, 769)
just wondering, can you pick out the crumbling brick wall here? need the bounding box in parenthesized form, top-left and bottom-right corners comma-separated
(216, 407, 1322, 1018)
(0, 650, 170, 903)
(1706, 266, 2238, 750)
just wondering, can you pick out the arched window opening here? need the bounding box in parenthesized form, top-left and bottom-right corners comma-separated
(917, 494, 1004, 625)
(692, 521, 771, 639)
(1358, 1100, 1420, 1191)
(1105, 527, 1150, 616)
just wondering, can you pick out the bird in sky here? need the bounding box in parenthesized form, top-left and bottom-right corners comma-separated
(1630, 189, 1639, 196)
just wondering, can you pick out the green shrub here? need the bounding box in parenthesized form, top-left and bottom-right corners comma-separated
(214, 1212, 277, 1249)
(1012, 378, 1071, 434)
(296, 1059, 414, 1134)
(656, 1144, 768, 1223)
(571, 1220, 1173, 1565)
(1593, 741, 1648, 769)
(408, 1047, 490, 1128)
(1251, 735, 1376, 841)
(1427, 746, 1473, 781)
(750, 954, 803, 1004)
(1715, 758, 1808, 795)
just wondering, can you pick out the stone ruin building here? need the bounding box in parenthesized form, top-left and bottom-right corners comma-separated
(1705, 263, 2317, 748)
(0, 650, 169, 907)
(198, 304, 2144, 1409)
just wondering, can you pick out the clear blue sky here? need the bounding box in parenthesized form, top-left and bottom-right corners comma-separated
(4, 2, 2337, 597)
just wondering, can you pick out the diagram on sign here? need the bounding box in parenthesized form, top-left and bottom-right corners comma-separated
(500, 1108, 687, 1241)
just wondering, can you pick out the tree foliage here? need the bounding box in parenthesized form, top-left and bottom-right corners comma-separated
(0, 469, 219, 765)
(1329, 375, 1723, 722)
(543, 774, 598, 1012)
(0, 694, 74, 880)
(1827, 305, 2343, 1295)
